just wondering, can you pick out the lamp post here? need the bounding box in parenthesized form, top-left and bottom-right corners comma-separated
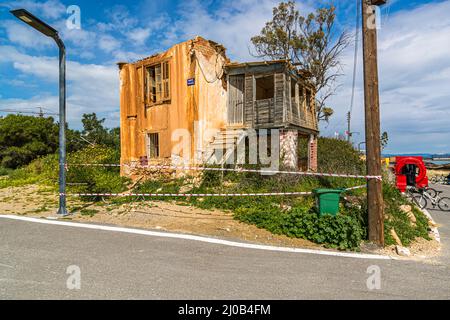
(358, 141, 366, 153)
(11, 9, 68, 216)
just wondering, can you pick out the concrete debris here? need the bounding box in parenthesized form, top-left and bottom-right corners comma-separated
(395, 245, 411, 257)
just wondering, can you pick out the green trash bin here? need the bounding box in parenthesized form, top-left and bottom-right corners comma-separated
(313, 188, 344, 216)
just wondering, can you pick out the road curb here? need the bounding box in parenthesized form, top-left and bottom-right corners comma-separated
(421, 208, 441, 243)
(0, 214, 394, 261)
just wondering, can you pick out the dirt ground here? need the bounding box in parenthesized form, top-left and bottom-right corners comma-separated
(0, 184, 442, 259)
(0, 184, 320, 249)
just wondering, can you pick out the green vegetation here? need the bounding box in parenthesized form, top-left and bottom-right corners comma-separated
(79, 208, 99, 217)
(0, 121, 431, 251)
(383, 183, 430, 246)
(0, 114, 58, 169)
(0, 145, 129, 193)
(237, 207, 365, 250)
(0, 113, 120, 170)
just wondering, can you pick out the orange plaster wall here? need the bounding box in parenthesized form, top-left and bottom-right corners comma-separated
(119, 37, 229, 168)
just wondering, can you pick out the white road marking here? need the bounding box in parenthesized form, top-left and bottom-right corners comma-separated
(0, 214, 394, 260)
(0, 263, 14, 269)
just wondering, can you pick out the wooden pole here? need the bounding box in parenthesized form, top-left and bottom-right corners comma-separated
(362, 0, 384, 246)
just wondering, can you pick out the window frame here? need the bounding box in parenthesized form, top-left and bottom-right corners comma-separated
(144, 60, 171, 107)
(146, 132, 160, 159)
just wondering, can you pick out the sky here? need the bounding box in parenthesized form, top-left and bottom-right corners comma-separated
(0, 0, 449, 154)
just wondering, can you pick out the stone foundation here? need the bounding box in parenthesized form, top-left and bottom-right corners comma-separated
(308, 134, 318, 172)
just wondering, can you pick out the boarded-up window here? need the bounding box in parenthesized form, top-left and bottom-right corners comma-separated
(162, 62, 170, 100)
(145, 61, 170, 105)
(147, 133, 159, 158)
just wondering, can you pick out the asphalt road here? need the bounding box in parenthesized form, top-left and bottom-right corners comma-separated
(1, 184, 449, 299)
(427, 184, 450, 266)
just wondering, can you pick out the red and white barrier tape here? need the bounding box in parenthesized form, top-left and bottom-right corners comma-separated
(344, 185, 367, 191)
(62, 191, 313, 197)
(62, 185, 367, 198)
(66, 163, 382, 181)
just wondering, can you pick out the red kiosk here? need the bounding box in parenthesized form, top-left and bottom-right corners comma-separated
(394, 156, 428, 193)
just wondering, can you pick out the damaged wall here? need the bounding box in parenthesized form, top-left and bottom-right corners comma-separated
(119, 36, 229, 169)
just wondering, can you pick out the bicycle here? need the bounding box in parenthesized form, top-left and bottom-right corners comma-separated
(408, 187, 450, 211)
(430, 174, 450, 185)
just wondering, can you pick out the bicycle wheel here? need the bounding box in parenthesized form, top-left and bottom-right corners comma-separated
(425, 187, 438, 198)
(412, 194, 427, 209)
(438, 197, 450, 212)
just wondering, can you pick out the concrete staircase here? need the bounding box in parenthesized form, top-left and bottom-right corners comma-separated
(205, 128, 246, 165)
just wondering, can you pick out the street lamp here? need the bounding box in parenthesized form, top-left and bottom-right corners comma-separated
(11, 9, 68, 216)
(358, 141, 366, 153)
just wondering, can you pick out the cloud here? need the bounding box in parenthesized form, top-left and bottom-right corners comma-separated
(128, 27, 151, 45)
(1, 0, 449, 153)
(322, 0, 450, 153)
(0, 45, 119, 128)
(0, 20, 54, 49)
(98, 34, 121, 53)
(1, 0, 66, 19)
(165, 0, 314, 61)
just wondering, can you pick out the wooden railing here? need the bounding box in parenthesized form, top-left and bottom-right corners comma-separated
(255, 98, 274, 125)
(289, 97, 317, 130)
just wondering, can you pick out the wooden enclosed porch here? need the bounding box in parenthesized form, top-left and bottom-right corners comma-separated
(225, 60, 318, 133)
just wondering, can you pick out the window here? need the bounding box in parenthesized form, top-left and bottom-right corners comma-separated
(255, 75, 274, 100)
(306, 89, 312, 110)
(145, 61, 170, 105)
(147, 133, 159, 158)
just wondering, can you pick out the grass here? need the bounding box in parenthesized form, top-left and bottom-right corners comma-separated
(79, 208, 99, 217)
(383, 183, 430, 246)
(0, 141, 433, 251)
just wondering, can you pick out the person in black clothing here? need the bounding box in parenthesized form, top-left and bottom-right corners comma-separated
(402, 164, 417, 186)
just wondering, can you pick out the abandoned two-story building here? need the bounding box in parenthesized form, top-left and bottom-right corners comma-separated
(118, 36, 318, 174)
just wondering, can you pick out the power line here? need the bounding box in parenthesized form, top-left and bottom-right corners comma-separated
(349, 0, 362, 119)
(0, 107, 58, 116)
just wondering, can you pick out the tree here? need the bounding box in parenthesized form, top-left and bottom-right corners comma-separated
(81, 113, 109, 145)
(81, 113, 120, 149)
(0, 114, 59, 168)
(380, 131, 388, 151)
(251, 1, 351, 122)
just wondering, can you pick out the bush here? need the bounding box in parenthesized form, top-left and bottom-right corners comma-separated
(299, 137, 365, 174)
(235, 206, 365, 250)
(0, 167, 12, 176)
(0, 166, 41, 188)
(0, 115, 59, 169)
(0, 145, 129, 194)
(382, 183, 430, 246)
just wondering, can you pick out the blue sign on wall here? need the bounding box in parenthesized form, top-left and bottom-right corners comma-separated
(187, 78, 195, 86)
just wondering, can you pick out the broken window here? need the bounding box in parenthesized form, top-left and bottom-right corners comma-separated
(255, 75, 274, 100)
(291, 80, 300, 119)
(145, 61, 170, 105)
(306, 89, 312, 111)
(147, 133, 160, 158)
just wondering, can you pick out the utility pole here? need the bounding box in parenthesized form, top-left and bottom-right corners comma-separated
(347, 111, 352, 143)
(362, 0, 385, 246)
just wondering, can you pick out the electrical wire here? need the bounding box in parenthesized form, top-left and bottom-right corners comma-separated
(349, 0, 361, 118)
(323, 0, 361, 139)
(194, 48, 225, 84)
(0, 108, 58, 116)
